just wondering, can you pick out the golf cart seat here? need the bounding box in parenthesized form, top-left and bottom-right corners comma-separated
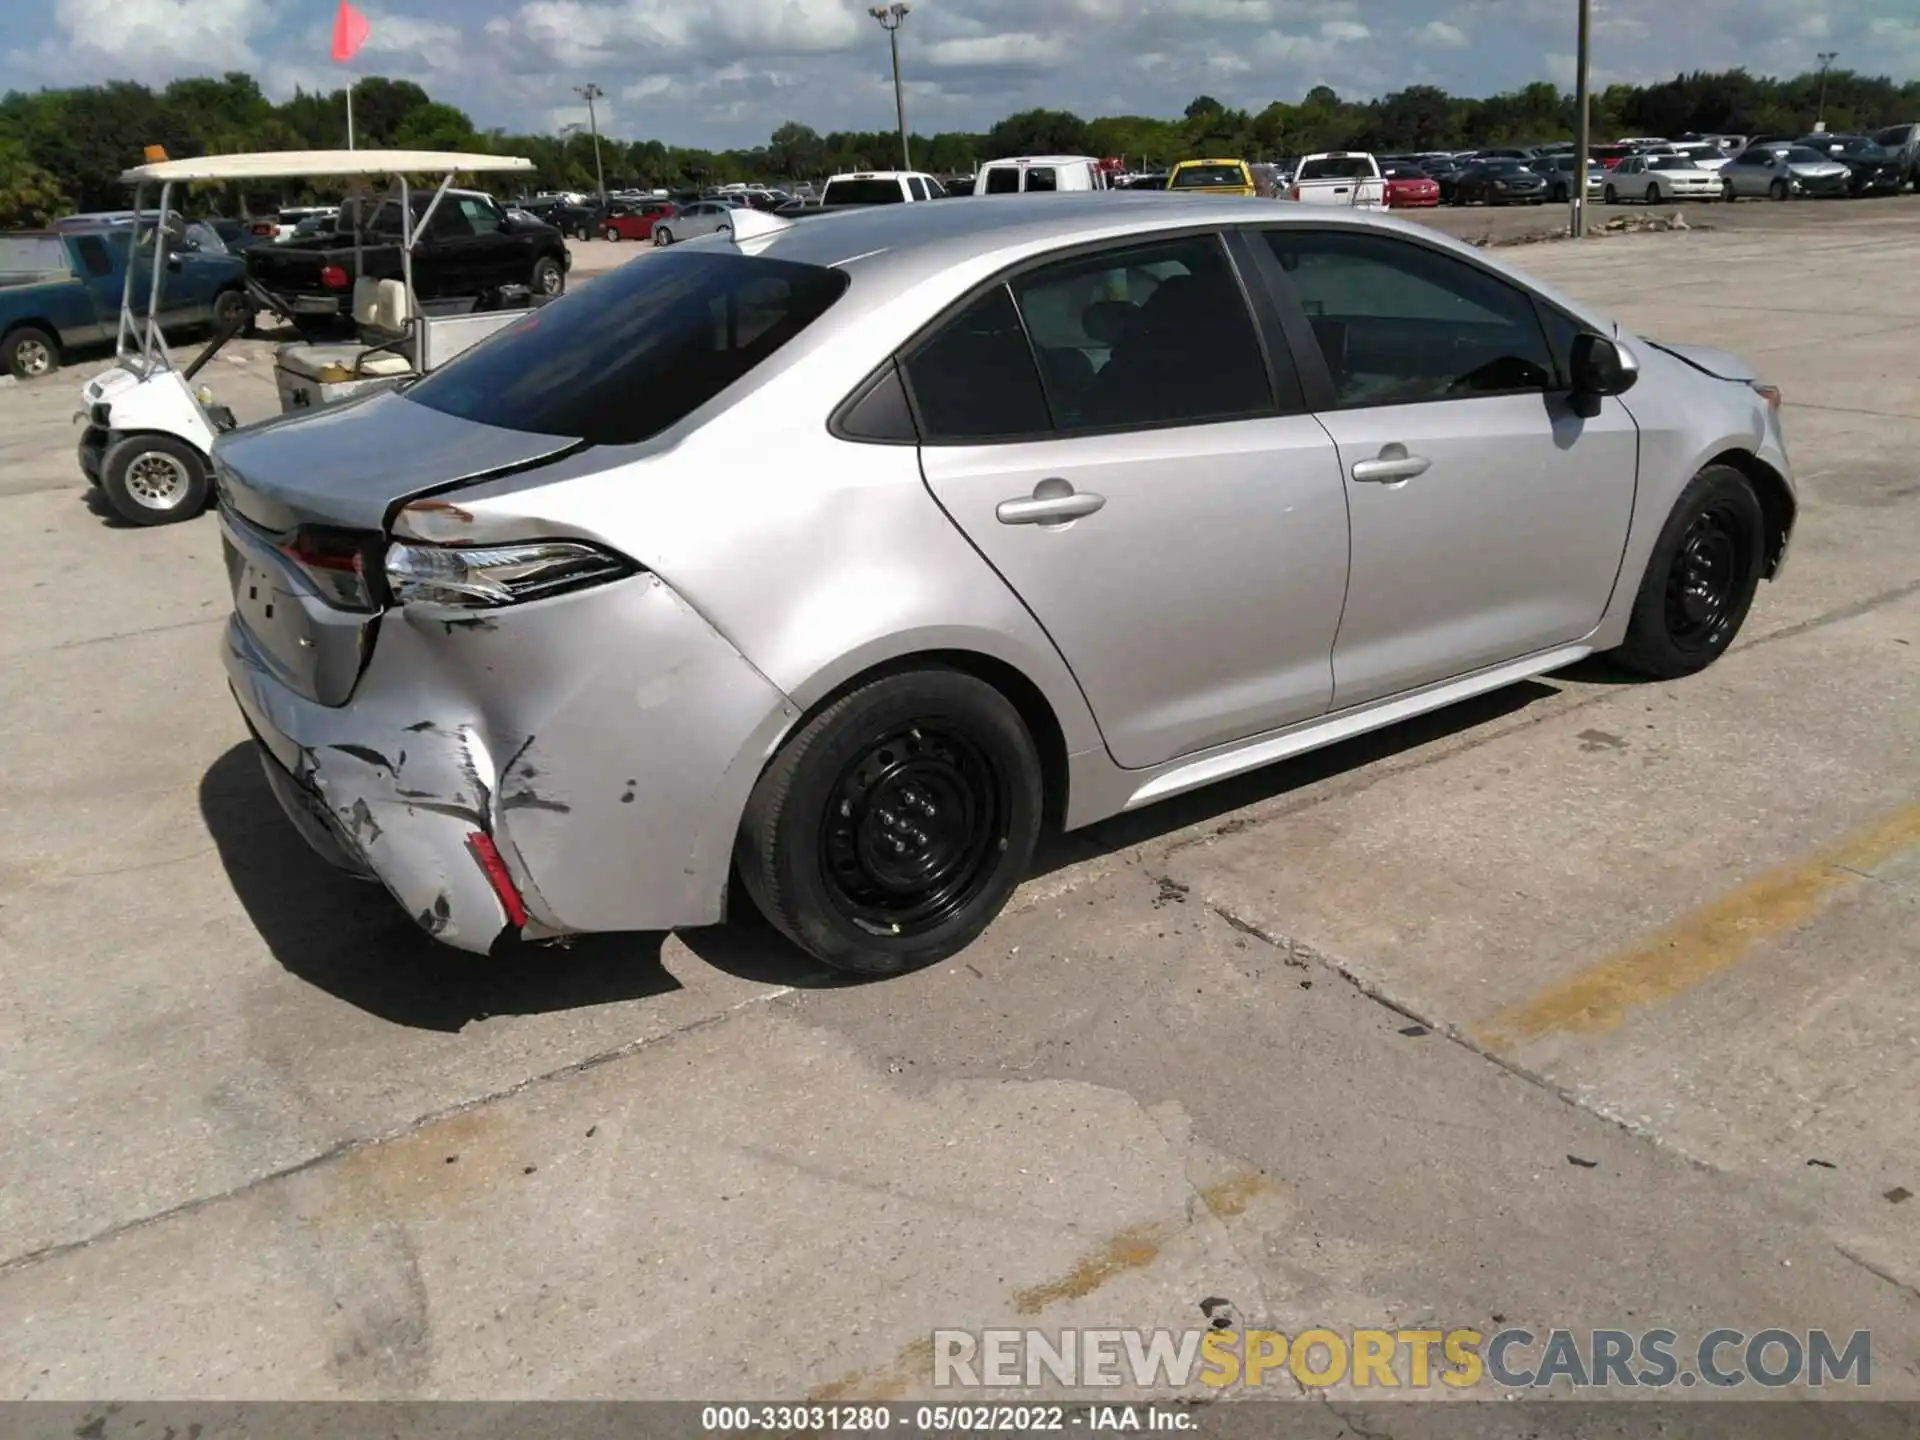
(274, 277, 417, 382)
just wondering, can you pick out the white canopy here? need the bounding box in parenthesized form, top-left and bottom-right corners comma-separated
(120, 150, 537, 184)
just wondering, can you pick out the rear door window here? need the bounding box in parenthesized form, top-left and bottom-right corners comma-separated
(902, 285, 1052, 441)
(403, 252, 850, 444)
(1009, 233, 1277, 432)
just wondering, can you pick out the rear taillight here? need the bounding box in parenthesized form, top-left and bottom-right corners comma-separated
(250, 221, 275, 236)
(319, 264, 350, 289)
(1288, 184, 1301, 200)
(465, 831, 529, 928)
(1750, 381, 1783, 410)
(279, 527, 380, 610)
(383, 540, 635, 609)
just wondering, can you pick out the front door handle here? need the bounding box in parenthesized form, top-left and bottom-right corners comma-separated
(996, 478, 1107, 526)
(1351, 444, 1431, 484)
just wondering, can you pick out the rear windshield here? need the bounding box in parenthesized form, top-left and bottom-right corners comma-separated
(824, 178, 905, 204)
(1170, 164, 1245, 188)
(402, 251, 850, 445)
(983, 167, 1021, 194)
(1784, 147, 1832, 165)
(1297, 156, 1376, 180)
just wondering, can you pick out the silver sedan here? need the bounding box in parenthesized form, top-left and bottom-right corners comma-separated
(651, 199, 738, 245)
(1720, 144, 1851, 199)
(215, 196, 1796, 974)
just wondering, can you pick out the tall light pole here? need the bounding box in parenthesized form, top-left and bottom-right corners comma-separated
(1572, 0, 1592, 237)
(1815, 51, 1839, 131)
(869, 3, 911, 171)
(575, 82, 607, 203)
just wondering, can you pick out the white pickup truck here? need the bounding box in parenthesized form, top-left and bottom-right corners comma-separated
(1287, 152, 1387, 208)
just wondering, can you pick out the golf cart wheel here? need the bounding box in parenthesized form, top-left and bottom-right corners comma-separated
(1646, 182, 1662, 204)
(1603, 183, 1618, 204)
(1610, 465, 1765, 680)
(604, 225, 621, 242)
(531, 256, 565, 297)
(212, 287, 254, 338)
(1769, 178, 1789, 201)
(654, 226, 673, 246)
(100, 433, 211, 526)
(3, 325, 59, 380)
(735, 667, 1044, 977)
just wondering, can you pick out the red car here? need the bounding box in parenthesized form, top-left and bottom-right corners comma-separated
(1381, 164, 1441, 208)
(601, 202, 677, 242)
(1590, 143, 1636, 171)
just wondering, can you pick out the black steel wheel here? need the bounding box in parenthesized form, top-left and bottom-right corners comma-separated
(736, 668, 1044, 975)
(1612, 465, 1767, 678)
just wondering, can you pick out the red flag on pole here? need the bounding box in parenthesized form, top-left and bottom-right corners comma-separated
(331, 0, 371, 62)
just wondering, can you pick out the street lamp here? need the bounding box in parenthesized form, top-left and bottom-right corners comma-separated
(1571, 0, 1592, 237)
(574, 82, 607, 204)
(1815, 51, 1839, 131)
(869, 3, 911, 171)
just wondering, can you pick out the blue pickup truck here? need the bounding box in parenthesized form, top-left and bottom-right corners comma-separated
(1, 223, 249, 380)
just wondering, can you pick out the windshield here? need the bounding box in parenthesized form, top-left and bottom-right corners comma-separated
(1296, 157, 1374, 180)
(1785, 147, 1834, 165)
(824, 178, 905, 204)
(403, 251, 849, 445)
(1171, 164, 1245, 188)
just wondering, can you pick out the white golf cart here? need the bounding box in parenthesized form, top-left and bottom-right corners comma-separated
(76, 149, 539, 526)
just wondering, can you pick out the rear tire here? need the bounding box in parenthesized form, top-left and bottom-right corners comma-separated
(1609, 465, 1766, 679)
(1603, 183, 1618, 204)
(1769, 178, 1789, 201)
(735, 668, 1044, 976)
(99, 433, 211, 527)
(3, 324, 59, 380)
(212, 287, 254, 338)
(1646, 181, 1662, 204)
(604, 226, 621, 242)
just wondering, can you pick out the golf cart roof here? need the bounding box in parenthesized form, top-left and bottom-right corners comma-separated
(120, 150, 537, 184)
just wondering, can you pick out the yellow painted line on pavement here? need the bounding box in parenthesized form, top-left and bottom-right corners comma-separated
(1474, 804, 1920, 1056)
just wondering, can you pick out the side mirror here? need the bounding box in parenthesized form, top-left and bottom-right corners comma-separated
(1570, 332, 1638, 405)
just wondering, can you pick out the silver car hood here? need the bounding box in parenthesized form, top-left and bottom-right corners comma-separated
(214, 388, 582, 533)
(1640, 338, 1758, 383)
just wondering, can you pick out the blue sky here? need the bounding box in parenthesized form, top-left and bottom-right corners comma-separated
(6, 0, 1918, 147)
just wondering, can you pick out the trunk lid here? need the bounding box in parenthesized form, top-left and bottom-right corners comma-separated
(214, 389, 583, 705)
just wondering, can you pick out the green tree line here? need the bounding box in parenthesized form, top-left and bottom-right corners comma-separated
(4, 65, 1917, 223)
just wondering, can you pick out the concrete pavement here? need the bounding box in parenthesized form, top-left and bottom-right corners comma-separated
(0, 215, 1914, 1408)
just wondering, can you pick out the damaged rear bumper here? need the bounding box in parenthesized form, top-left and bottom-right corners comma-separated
(220, 566, 800, 957)
(226, 617, 523, 952)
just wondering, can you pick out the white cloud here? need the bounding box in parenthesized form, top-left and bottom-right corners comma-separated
(923, 33, 1067, 67)
(49, 0, 267, 75)
(1413, 19, 1468, 47)
(1321, 19, 1371, 41)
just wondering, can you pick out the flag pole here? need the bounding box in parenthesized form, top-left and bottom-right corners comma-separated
(346, 80, 356, 149)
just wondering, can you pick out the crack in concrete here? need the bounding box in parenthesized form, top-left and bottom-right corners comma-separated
(0, 981, 817, 1280)
(1158, 574, 1920, 867)
(1200, 899, 1717, 1174)
(1832, 1242, 1920, 1305)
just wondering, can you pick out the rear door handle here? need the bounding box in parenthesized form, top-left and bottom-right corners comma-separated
(997, 480, 1107, 526)
(1351, 445, 1431, 484)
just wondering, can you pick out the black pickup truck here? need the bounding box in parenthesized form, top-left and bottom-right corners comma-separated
(247, 189, 570, 334)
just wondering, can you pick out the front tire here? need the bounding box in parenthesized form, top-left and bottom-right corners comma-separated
(604, 225, 621, 242)
(1769, 178, 1790, 201)
(654, 227, 673, 246)
(735, 668, 1045, 976)
(3, 324, 59, 380)
(99, 433, 211, 526)
(530, 255, 565, 297)
(212, 287, 255, 338)
(1646, 181, 1662, 204)
(1603, 183, 1618, 204)
(1610, 465, 1766, 679)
